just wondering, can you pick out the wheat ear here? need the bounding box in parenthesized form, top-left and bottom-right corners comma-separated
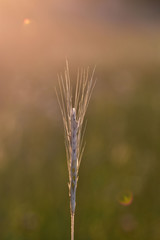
(56, 61, 96, 240)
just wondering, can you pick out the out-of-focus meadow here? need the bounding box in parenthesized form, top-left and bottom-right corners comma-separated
(0, 0, 160, 239)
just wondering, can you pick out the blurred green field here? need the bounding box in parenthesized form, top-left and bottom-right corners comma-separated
(0, 63, 160, 240)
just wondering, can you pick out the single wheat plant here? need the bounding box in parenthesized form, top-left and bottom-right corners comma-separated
(56, 61, 96, 240)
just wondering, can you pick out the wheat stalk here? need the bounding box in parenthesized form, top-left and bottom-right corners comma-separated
(56, 61, 96, 240)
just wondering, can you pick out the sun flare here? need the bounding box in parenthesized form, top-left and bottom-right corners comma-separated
(23, 18, 31, 25)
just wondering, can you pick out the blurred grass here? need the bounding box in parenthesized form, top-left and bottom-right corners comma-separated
(0, 63, 160, 240)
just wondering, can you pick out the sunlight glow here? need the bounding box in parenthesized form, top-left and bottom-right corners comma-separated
(24, 18, 31, 25)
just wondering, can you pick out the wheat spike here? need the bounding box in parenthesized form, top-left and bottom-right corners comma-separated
(56, 61, 96, 240)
